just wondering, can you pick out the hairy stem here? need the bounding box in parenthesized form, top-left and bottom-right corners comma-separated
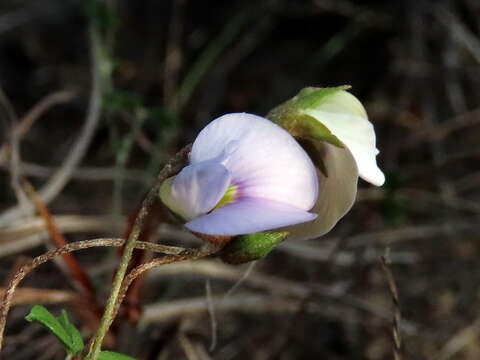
(85, 144, 191, 359)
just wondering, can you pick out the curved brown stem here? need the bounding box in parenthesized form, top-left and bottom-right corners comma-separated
(1, 144, 193, 353)
(0, 238, 189, 349)
(106, 244, 223, 334)
(0, 238, 120, 349)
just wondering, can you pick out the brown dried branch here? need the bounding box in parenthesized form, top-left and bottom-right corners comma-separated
(0, 25, 105, 225)
(381, 255, 403, 360)
(106, 243, 222, 336)
(0, 90, 76, 166)
(0, 238, 189, 349)
(0, 215, 123, 258)
(145, 260, 418, 334)
(163, 0, 186, 111)
(22, 180, 97, 299)
(0, 287, 76, 306)
(0, 238, 122, 350)
(21, 179, 106, 338)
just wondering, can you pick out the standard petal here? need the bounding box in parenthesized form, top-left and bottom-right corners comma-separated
(185, 197, 317, 236)
(160, 160, 232, 220)
(303, 91, 385, 186)
(284, 142, 359, 241)
(190, 113, 318, 211)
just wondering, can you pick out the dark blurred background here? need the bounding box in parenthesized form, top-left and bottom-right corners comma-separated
(1, 0, 480, 359)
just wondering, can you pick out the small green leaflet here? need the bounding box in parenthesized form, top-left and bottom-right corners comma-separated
(25, 305, 84, 356)
(99, 351, 137, 360)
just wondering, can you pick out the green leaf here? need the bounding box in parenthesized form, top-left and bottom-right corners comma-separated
(25, 305, 84, 356)
(99, 350, 137, 360)
(220, 231, 289, 264)
(58, 310, 84, 355)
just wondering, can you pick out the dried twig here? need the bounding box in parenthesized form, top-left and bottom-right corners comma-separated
(381, 255, 403, 360)
(141, 294, 303, 324)
(438, 317, 480, 360)
(0, 24, 105, 225)
(0, 215, 123, 258)
(0, 238, 122, 349)
(0, 90, 76, 166)
(163, 0, 186, 111)
(0, 238, 189, 349)
(0, 163, 153, 184)
(221, 261, 256, 300)
(22, 180, 97, 299)
(205, 279, 217, 352)
(435, 6, 480, 64)
(178, 333, 201, 360)
(104, 243, 222, 337)
(0, 287, 76, 306)
(0, 87, 30, 213)
(145, 260, 418, 334)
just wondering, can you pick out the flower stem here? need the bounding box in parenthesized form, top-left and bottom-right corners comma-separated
(85, 145, 191, 360)
(85, 194, 154, 359)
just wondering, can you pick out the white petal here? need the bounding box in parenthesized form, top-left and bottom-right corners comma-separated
(304, 92, 384, 186)
(160, 160, 232, 220)
(190, 113, 318, 210)
(284, 142, 359, 241)
(185, 197, 317, 236)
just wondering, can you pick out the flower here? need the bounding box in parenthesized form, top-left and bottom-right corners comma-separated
(160, 113, 319, 237)
(160, 87, 384, 247)
(268, 86, 385, 240)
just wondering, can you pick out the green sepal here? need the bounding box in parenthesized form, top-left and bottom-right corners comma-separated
(99, 350, 137, 360)
(267, 86, 351, 148)
(220, 231, 289, 264)
(25, 305, 84, 356)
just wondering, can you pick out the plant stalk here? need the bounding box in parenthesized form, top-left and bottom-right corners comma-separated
(85, 145, 191, 359)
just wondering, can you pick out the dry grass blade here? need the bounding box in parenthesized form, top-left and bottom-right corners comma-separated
(222, 261, 256, 300)
(104, 244, 223, 337)
(22, 180, 97, 298)
(145, 260, 418, 334)
(141, 293, 378, 326)
(0, 86, 30, 214)
(438, 318, 480, 360)
(205, 279, 217, 352)
(141, 294, 301, 324)
(0, 90, 76, 166)
(381, 255, 403, 360)
(0, 25, 105, 225)
(0, 215, 123, 258)
(0, 287, 75, 305)
(178, 333, 201, 360)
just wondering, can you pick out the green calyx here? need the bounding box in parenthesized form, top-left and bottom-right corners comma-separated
(220, 231, 289, 264)
(267, 86, 351, 148)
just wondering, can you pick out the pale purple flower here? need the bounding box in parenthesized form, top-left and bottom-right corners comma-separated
(160, 113, 319, 236)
